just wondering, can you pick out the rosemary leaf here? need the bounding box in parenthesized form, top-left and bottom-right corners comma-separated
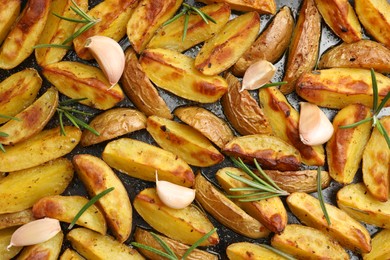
(59, 112, 66, 136)
(62, 21, 96, 45)
(182, 12, 189, 42)
(0, 132, 9, 137)
(376, 120, 390, 148)
(0, 114, 21, 121)
(163, 9, 187, 26)
(70, 0, 95, 22)
(59, 98, 88, 106)
(52, 11, 88, 23)
(150, 232, 177, 258)
(226, 171, 278, 194)
(259, 244, 297, 260)
(253, 159, 284, 192)
(339, 117, 373, 129)
(33, 43, 72, 50)
(131, 242, 177, 260)
(0, 144, 5, 153)
(375, 91, 390, 116)
(227, 191, 272, 199)
(371, 69, 378, 112)
(317, 168, 331, 225)
(182, 228, 217, 259)
(63, 111, 80, 129)
(228, 187, 261, 192)
(238, 193, 282, 202)
(69, 115, 100, 136)
(261, 81, 288, 88)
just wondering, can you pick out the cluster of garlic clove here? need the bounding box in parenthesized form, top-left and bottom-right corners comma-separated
(241, 60, 276, 91)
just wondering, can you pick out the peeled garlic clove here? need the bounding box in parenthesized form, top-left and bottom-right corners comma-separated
(241, 60, 276, 91)
(7, 218, 61, 250)
(299, 102, 334, 146)
(156, 173, 195, 209)
(85, 35, 125, 86)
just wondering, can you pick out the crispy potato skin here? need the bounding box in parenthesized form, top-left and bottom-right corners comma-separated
(0, 209, 35, 230)
(226, 242, 284, 260)
(0, 227, 22, 259)
(17, 232, 63, 260)
(0, 0, 20, 45)
(197, 0, 276, 14)
(363, 229, 390, 260)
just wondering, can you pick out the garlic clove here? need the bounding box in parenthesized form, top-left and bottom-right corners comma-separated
(241, 60, 276, 92)
(299, 102, 334, 146)
(7, 217, 61, 250)
(155, 173, 196, 209)
(84, 35, 125, 87)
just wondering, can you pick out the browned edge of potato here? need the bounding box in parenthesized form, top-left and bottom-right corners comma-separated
(0, 209, 36, 230)
(17, 231, 63, 260)
(197, 0, 276, 14)
(0, 0, 20, 45)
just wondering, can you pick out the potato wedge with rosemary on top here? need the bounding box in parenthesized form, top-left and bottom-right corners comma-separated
(0, 0, 20, 45)
(0, 227, 22, 259)
(226, 242, 284, 260)
(17, 231, 63, 260)
(362, 229, 390, 260)
(197, 0, 276, 14)
(0, 209, 35, 230)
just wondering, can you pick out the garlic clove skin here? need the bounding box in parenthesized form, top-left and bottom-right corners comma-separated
(84, 36, 125, 86)
(156, 173, 196, 209)
(299, 102, 334, 146)
(7, 217, 61, 250)
(241, 60, 276, 92)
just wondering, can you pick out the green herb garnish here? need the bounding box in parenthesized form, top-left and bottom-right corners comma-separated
(261, 81, 288, 89)
(259, 244, 297, 260)
(0, 114, 21, 153)
(317, 167, 331, 226)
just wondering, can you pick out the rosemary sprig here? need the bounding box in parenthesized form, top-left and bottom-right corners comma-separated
(261, 81, 288, 89)
(163, 3, 216, 41)
(0, 114, 21, 153)
(68, 187, 114, 230)
(339, 68, 390, 148)
(317, 167, 331, 226)
(259, 244, 297, 260)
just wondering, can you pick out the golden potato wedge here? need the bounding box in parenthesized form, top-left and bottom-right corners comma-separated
(337, 183, 390, 229)
(0, 87, 58, 146)
(226, 242, 284, 260)
(297, 68, 390, 109)
(222, 134, 301, 171)
(147, 3, 231, 52)
(271, 224, 349, 259)
(362, 116, 390, 202)
(134, 188, 219, 246)
(73, 154, 132, 243)
(363, 229, 390, 260)
(287, 192, 371, 253)
(140, 48, 228, 103)
(0, 227, 22, 259)
(67, 228, 144, 260)
(146, 115, 224, 167)
(32, 195, 107, 235)
(102, 138, 194, 187)
(0, 126, 81, 172)
(0, 68, 42, 124)
(0, 209, 35, 230)
(195, 11, 260, 76)
(259, 87, 325, 166)
(281, 0, 321, 94)
(232, 6, 294, 76)
(80, 108, 147, 147)
(121, 47, 172, 119)
(326, 104, 372, 184)
(197, 0, 276, 14)
(0, 158, 73, 214)
(355, 0, 390, 48)
(221, 73, 272, 136)
(0, 0, 20, 45)
(60, 248, 85, 260)
(17, 231, 63, 260)
(73, 0, 138, 60)
(174, 106, 234, 148)
(318, 40, 390, 73)
(215, 167, 287, 234)
(134, 227, 219, 260)
(42, 61, 124, 110)
(195, 174, 270, 239)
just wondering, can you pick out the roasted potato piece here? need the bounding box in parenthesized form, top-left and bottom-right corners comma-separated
(0, 68, 41, 124)
(146, 115, 224, 167)
(296, 68, 390, 109)
(362, 116, 390, 201)
(17, 231, 63, 260)
(0, 87, 58, 146)
(259, 87, 325, 166)
(0, 0, 50, 69)
(195, 174, 270, 239)
(318, 40, 390, 73)
(42, 61, 124, 110)
(147, 3, 231, 52)
(216, 167, 287, 234)
(271, 224, 348, 259)
(222, 134, 301, 171)
(195, 11, 260, 76)
(121, 47, 172, 119)
(226, 242, 284, 260)
(0, 0, 20, 45)
(80, 108, 147, 147)
(73, 154, 132, 243)
(337, 183, 390, 229)
(326, 104, 372, 184)
(281, 0, 321, 94)
(287, 192, 371, 253)
(0, 227, 22, 259)
(174, 106, 234, 148)
(60, 249, 85, 260)
(197, 0, 276, 14)
(222, 73, 272, 136)
(32, 195, 107, 235)
(0, 126, 81, 172)
(140, 48, 228, 103)
(0, 209, 35, 230)
(134, 227, 218, 260)
(232, 6, 294, 76)
(363, 229, 390, 260)
(102, 138, 194, 187)
(0, 158, 73, 214)
(67, 228, 144, 259)
(134, 188, 219, 246)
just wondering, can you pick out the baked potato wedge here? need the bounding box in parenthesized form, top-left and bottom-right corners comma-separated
(32, 195, 107, 235)
(0, 0, 20, 45)
(140, 48, 228, 103)
(0, 158, 73, 214)
(226, 242, 284, 260)
(326, 104, 372, 184)
(271, 224, 348, 259)
(197, 0, 276, 14)
(0, 209, 35, 230)
(42, 61, 124, 110)
(362, 229, 390, 260)
(222, 134, 301, 171)
(281, 0, 321, 94)
(102, 138, 194, 187)
(17, 231, 63, 260)
(134, 188, 219, 246)
(146, 115, 224, 167)
(287, 192, 371, 253)
(60, 249, 84, 260)
(0, 227, 22, 259)
(80, 108, 147, 147)
(195, 11, 260, 76)
(67, 228, 144, 259)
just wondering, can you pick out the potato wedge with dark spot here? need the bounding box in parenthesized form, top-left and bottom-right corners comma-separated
(17, 232, 63, 260)
(0, 0, 20, 45)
